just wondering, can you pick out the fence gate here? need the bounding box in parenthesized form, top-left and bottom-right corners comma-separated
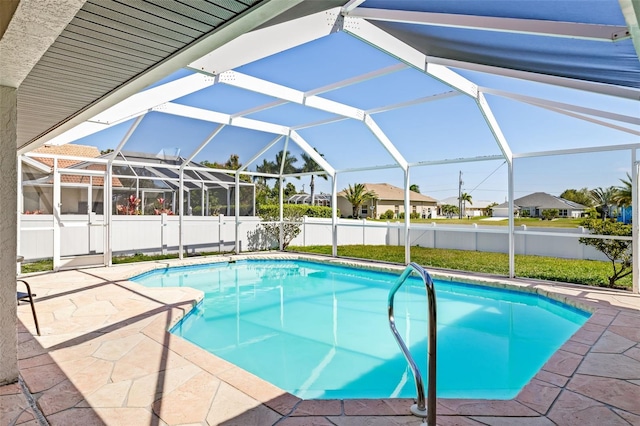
(53, 167, 107, 270)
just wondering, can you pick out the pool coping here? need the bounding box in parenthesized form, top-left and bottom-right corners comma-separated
(7, 252, 640, 425)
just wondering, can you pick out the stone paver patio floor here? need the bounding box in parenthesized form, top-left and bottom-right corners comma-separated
(2, 253, 640, 425)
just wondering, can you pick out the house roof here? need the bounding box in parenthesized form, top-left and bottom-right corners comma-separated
(25, 144, 122, 187)
(438, 196, 496, 209)
(31, 144, 101, 169)
(495, 192, 588, 210)
(338, 183, 437, 203)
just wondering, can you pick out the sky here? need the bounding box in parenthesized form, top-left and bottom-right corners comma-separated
(73, 31, 640, 205)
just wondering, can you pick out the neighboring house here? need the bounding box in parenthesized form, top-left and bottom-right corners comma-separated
(493, 192, 587, 218)
(337, 183, 438, 219)
(438, 196, 497, 218)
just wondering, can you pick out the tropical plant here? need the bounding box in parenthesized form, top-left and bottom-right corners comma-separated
(590, 186, 618, 220)
(579, 218, 632, 287)
(613, 173, 632, 208)
(299, 150, 327, 206)
(541, 208, 558, 220)
(258, 204, 304, 249)
(441, 204, 458, 218)
(116, 195, 141, 215)
(485, 202, 498, 217)
(458, 192, 472, 218)
(153, 198, 174, 215)
(560, 188, 594, 207)
(379, 209, 395, 220)
(409, 184, 420, 193)
(343, 183, 377, 219)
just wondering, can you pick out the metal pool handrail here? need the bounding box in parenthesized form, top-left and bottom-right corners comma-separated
(388, 262, 437, 425)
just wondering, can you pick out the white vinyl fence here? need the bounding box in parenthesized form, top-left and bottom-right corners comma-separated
(20, 215, 609, 262)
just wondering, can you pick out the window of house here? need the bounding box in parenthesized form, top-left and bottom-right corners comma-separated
(394, 205, 399, 215)
(361, 205, 368, 215)
(412, 206, 417, 213)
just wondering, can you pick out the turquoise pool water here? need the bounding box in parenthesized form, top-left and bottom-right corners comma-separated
(133, 260, 590, 400)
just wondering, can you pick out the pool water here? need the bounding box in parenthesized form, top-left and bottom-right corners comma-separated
(133, 260, 590, 400)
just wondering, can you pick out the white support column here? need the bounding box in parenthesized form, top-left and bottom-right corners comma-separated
(178, 170, 184, 259)
(332, 174, 338, 257)
(404, 168, 411, 265)
(279, 177, 284, 251)
(16, 156, 22, 275)
(105, 163, 113, 266)
(632, 149, 638, 294)
(235, 173, 240, 254)
(0, 86, 18, 385)
(53, 159, 61, 271)
(508, 161, 515, 278)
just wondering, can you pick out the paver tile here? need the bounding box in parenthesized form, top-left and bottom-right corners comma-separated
(36, 379, 84, 416)
(46, 407, 106, 426)
(591, 330, 637, 353)
(469, 416, 555, 425)
(566, 374, 640, 414)
(276, 416, 335, 426)
(576, 352, 640, 379)
(77, 380, 131, 408)
(206, 382, 276, 425)
(343, 398, 414, 416)
(516, 379, 561, 414)
(626, 346, 640, 362)
(561, 340, 591, 356)
(533, 370, 569, 387)
(152, 371, 219, 425)
(541, 350, 583, 377)
(290, 399, 342, 416)
(608, 325, 640, 343)
(547, 390, 629, 426)
(127, 364, 202, 407)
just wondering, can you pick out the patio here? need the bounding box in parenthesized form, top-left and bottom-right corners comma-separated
(2, 253, 640, 425)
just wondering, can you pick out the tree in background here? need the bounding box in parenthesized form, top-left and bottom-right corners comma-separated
(343, 183, 377, 218)
(458, 192, 472, 218)
(613, 173, 632, 208)
(560, 188, 594, 207)
(441, 204, 458, 218)
(485, 202, 498, 217)
(409, 184, 420, 193)
(299, 149, 327, 205)
(579, 218, 632, 288)
(590, 186, 618, 220)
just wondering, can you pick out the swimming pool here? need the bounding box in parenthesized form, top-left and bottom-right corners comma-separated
(133, 259, 590, 400)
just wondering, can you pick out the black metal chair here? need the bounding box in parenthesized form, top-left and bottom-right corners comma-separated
(17, 279, 41, 336)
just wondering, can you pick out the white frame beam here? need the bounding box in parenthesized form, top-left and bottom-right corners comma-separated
(427, 56, 640, 101)
(188, 7, 343, 75)
(346, 8, 630, 41)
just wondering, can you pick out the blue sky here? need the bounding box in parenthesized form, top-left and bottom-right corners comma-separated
(75, 31, 639, 204)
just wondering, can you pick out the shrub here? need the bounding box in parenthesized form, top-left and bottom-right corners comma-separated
(520, 210, 530, 218)
(258, 204, 335, 218)
(379, 209, 395, 220)
(579, 218, 632, 288)
(410, 212, 420, 220)
(541, 209, 559, 220)
(398, 212, 405, 219)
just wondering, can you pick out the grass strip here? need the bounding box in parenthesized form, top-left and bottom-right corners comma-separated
(288, 245, 631, 289)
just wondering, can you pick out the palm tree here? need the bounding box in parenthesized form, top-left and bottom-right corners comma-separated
(275, 150, 298, 175)
(591, 186, 617, 220)
(613, 173, 632, 208)
(254, 158, 276, 186)
(458, 192, 472, 218)
(343, 183, 377, 218)
(299, 150, 327, 205)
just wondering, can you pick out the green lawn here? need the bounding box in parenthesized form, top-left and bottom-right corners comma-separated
(288, 245, 631, 290)
(20, 244, 630, 290)
(376, 216, 585, 228)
